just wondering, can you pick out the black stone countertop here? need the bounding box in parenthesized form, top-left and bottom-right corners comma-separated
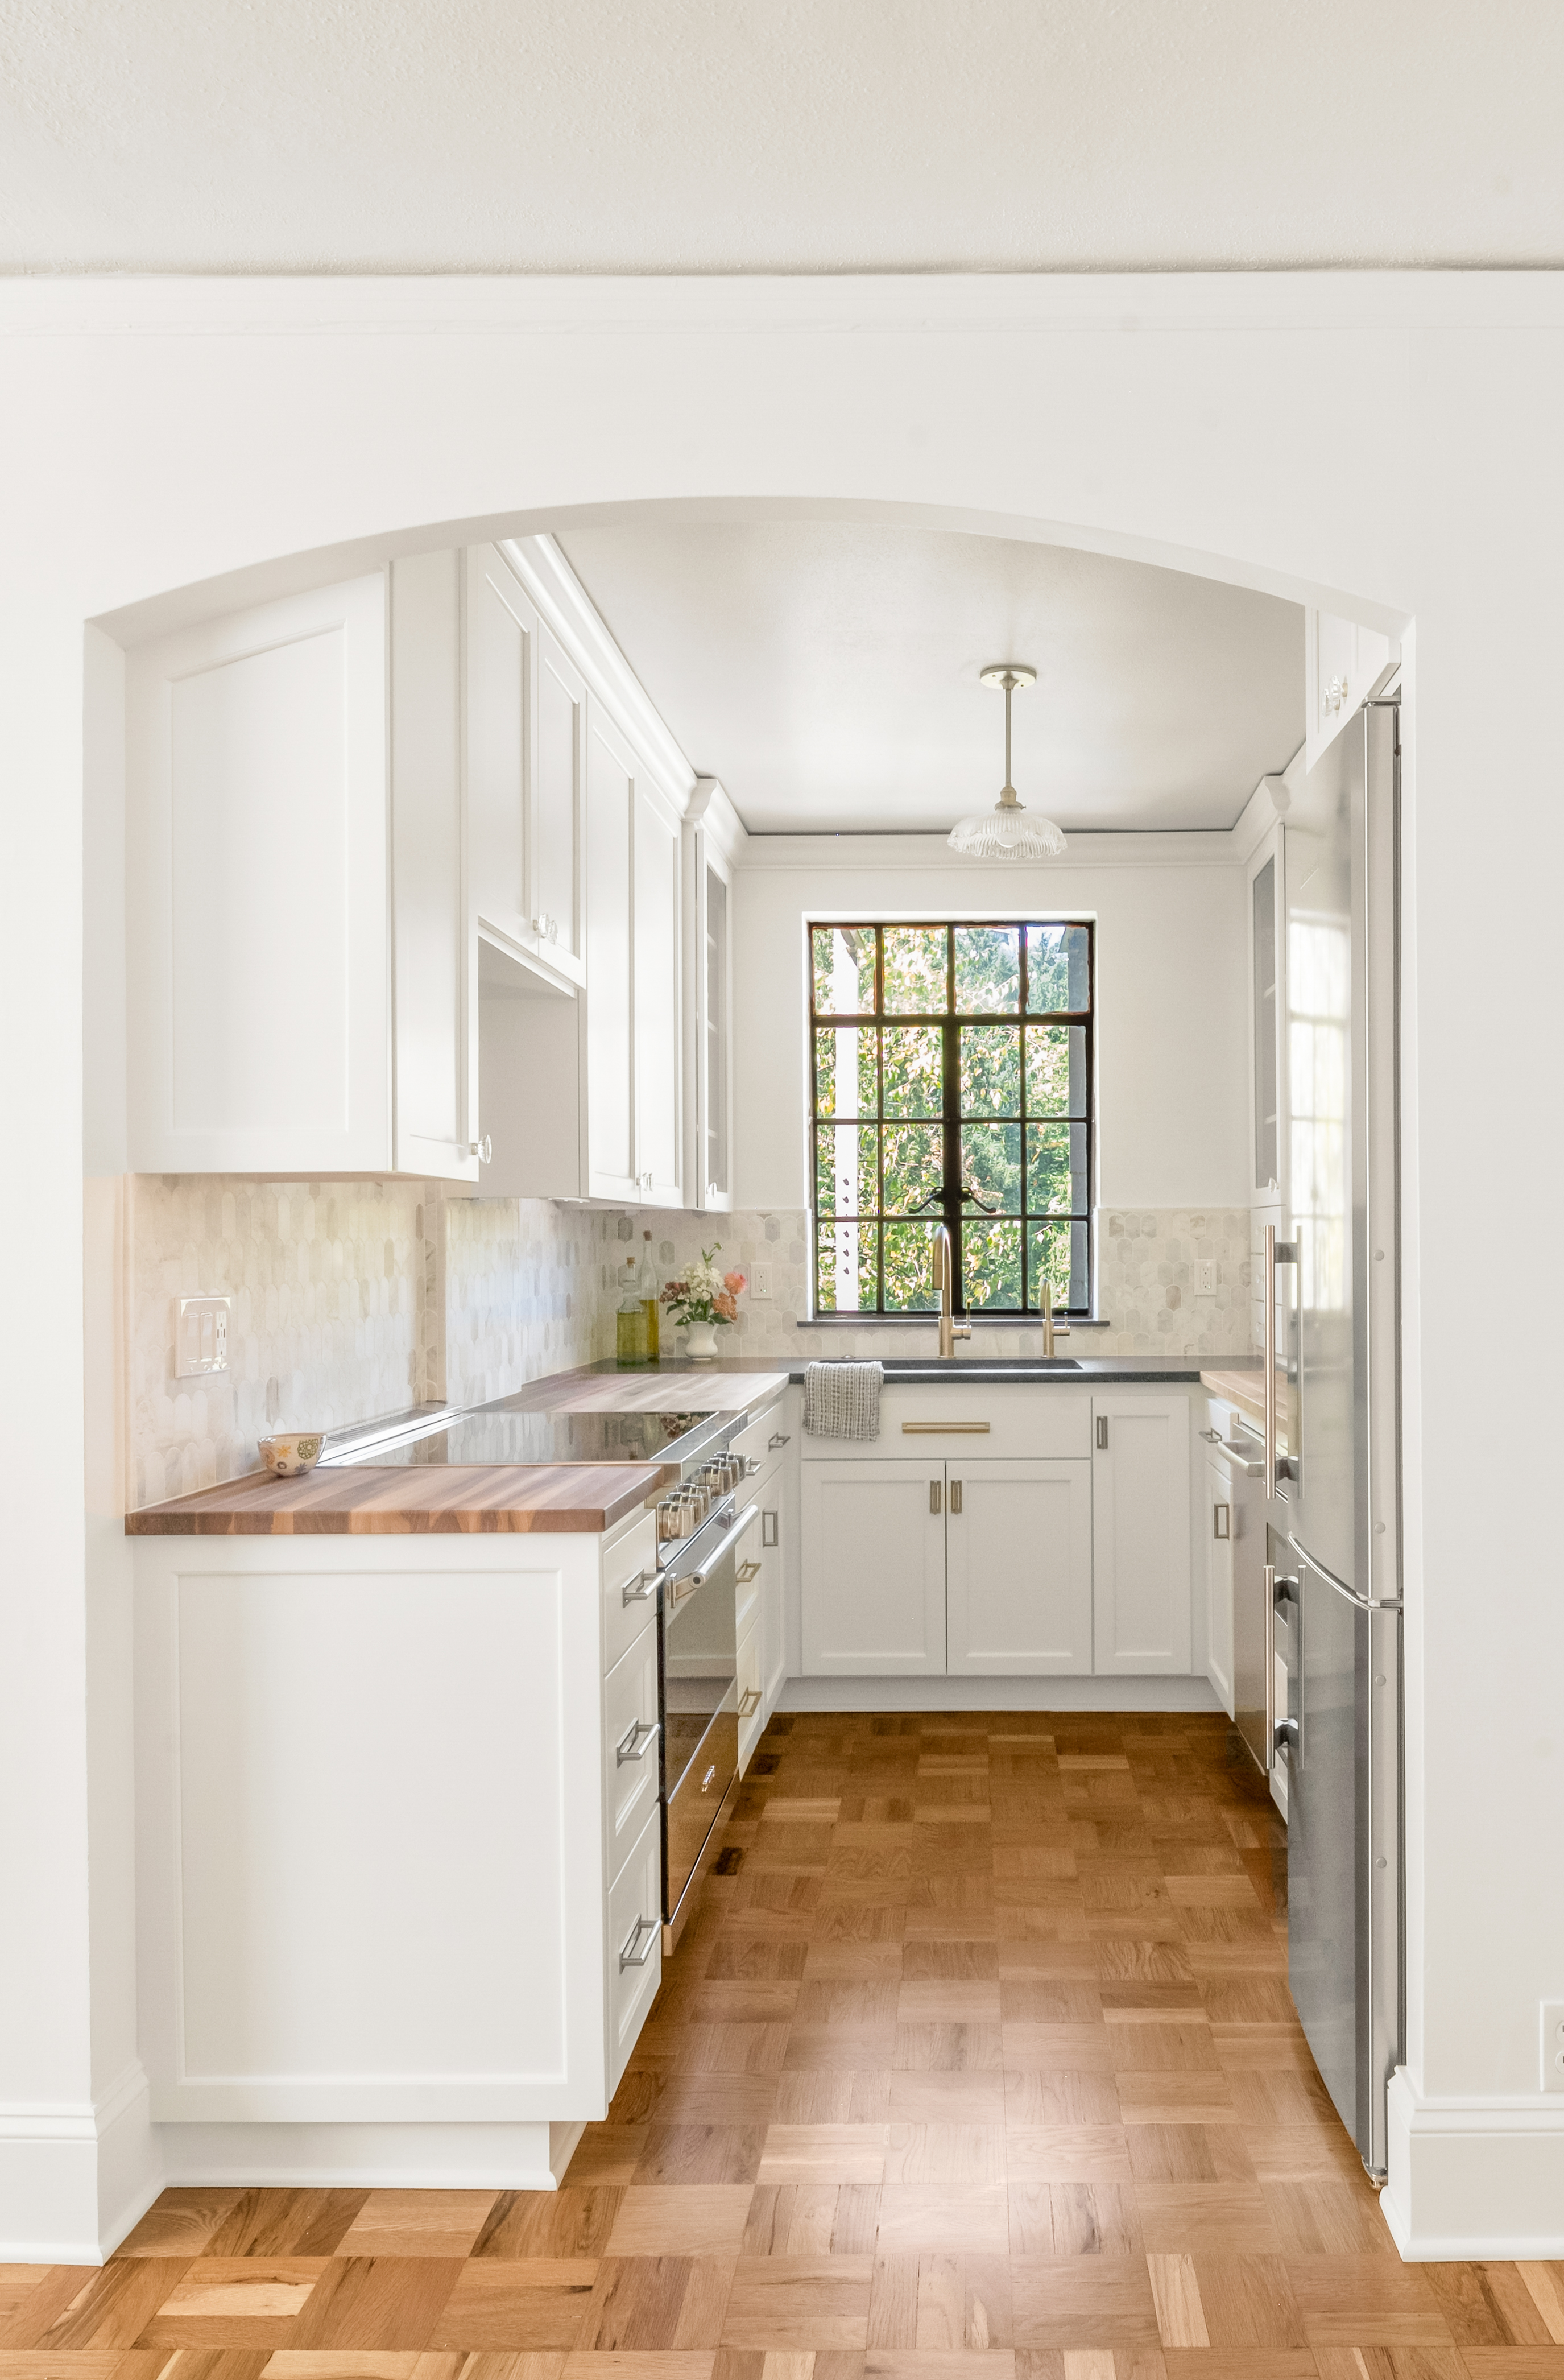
(587, 1354, 1263, 1387)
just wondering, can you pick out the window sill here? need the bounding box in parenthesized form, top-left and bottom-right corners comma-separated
(796, 1312, 1111, 1329)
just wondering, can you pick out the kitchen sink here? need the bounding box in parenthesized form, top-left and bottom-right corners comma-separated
(875, 1356, 1082, 1376)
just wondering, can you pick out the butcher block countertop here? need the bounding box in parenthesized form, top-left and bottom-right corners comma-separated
(126, 1461, 664, 1536)
(1199, 1365, 1272, 1432)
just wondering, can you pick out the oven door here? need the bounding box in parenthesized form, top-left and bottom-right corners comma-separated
(659, 1502, 751, 1922)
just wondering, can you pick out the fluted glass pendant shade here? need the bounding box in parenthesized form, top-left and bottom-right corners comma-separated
(948, 663, 1067, 860)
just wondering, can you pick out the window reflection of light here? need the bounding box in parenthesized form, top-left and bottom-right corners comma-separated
(1288, 913, 1348, 1315)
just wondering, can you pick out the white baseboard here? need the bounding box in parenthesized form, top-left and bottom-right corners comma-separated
(0, 2059, 159, 2265)
(1382, 2068, 1564, 2257)
(777, 1674, 1224, 1713)
(158, 2118, 564, 2192)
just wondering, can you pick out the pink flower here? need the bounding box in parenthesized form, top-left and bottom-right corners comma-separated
(660, 1280, 686, 1304)
(714, 1291, 738, 1321)
(723, 1270, 747, 1294)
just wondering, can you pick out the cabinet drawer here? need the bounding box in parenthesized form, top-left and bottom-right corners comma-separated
(603, 1619, 661, 1886)
(602, 1513, 660, 1674)
(607, 1802, 663, 2096)
(731, 1395, 793, 1476)
(803, 1385, 1091, 1462)
(735, 1507, 763, 1640)
(737, 1619, 763, 1771)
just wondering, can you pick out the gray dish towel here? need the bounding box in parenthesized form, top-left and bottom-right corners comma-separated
(803, 1359, 884, 1440)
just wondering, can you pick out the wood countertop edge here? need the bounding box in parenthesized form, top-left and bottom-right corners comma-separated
(125, 1461, 663, 1538)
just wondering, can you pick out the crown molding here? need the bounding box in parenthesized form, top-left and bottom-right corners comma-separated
(734, 828, 1252, 874)
(686, 777, 749, 867)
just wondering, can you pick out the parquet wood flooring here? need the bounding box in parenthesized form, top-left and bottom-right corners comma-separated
(8, 1712, 1562, 2380)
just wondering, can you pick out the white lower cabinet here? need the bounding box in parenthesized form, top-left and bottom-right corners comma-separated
(946, 1459, 1094, 1675)
(606, 1803, 663, 2097)
(1205, 1453, 1236, 1716)
(1091, 1394, 1192, 1675)
(801, 1389, 1195, 1681)
(802, 1459, 946, 1674)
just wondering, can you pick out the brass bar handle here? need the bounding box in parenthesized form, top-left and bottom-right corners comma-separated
(619, 1914, 659, 1971)
(1213, 1502, 1230, 1540)
(622, 1568, 660, 1609)
(950, 1480, 963, 1515)
(768, 1432, 791, 1449)
(615, 1716, 660, 1767)
(737, 1687, 762, 1718)
(929, 1479, 942, 1514)
(1264, 1559, 1276, 1773)
(735, 1558, 762, 1585)
(902, 1420, 991, 1435)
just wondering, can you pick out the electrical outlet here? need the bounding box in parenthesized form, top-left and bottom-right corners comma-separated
(176, 1295, 231, 1379)
(1542, 2002, 1564, 2091)
(1196, 1260, 1216, 1295)
(752, 1261, 774, 1302)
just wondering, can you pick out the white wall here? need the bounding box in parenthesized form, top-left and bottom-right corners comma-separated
(733, 837, 1250, 1212)
(4, 272, 1563, 2259)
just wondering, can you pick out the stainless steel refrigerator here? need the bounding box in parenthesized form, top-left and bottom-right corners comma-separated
(1263, 692, 1404, 2182)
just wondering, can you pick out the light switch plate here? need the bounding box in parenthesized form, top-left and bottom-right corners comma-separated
(176, 1295, 231, 1378)
(1542, 2002, 1564, 2091)
(752, 1262, 773, 1301)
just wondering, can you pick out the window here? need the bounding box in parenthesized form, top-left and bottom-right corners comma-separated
(809, 921, 1094, 1317)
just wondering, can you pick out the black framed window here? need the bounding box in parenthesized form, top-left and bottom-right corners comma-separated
(809, 922, 1094, 1316)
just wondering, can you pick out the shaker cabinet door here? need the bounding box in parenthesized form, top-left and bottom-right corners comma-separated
(945, 1458, 1093, 1675)
(634, 778, 683, 1206)
(801, 1460, 946, 1676)
(584, 704, 640, 1201)
(1205, 1455, 1236, 1716)
(533, 625, 585, 974)
(1091, 1396, 1192, 1675)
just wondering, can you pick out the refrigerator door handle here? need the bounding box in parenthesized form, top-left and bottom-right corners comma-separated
(1264, 1224, 1298, 1499)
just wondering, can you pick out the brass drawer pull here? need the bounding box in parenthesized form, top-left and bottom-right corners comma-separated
(1213, 1502, 1230, 1540)
(768, 1431, 791, 1449)
(736, 1559, 762, 1585)
(950, 1479, 963, 1515)
(738, 1686, 762, 1718)
(929, 1478, 942, 1514)
(902, 1420, 991, 1434)
(621, 1568, 660, 1608)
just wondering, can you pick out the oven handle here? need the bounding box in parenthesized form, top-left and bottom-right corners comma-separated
(684, 1501, 761, 1588)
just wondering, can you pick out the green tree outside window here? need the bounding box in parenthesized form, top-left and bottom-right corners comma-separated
(809, 921, 1094, 1315)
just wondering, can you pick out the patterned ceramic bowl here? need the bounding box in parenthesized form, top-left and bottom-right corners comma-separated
(258, 1432, 325, 1478)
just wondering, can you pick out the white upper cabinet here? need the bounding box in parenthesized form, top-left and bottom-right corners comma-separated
(1305, 608, 1393, 771)
(683, 787, 737, 1213)
(126, 563, 475, 1182)
(584, 704, 641, 1201)
(634, 775, 683, 1205)
(1091, 1394, 1192, 1675)
(464, 544, 585, 989)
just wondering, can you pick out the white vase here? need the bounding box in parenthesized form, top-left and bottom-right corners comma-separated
(684, 1321, 720, 1360)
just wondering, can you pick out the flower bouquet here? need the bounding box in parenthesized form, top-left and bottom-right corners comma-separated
(661, 1244, 747, 1358)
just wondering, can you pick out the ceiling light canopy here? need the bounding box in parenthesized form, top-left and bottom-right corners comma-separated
(947, 663, 1067, 860)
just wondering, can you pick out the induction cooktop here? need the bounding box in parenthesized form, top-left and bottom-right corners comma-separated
(332, 1403, 723, 1472)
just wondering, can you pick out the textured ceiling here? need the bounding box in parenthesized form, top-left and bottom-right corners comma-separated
(555, 520, 1303, 834)
(2, 0, 1562, 272)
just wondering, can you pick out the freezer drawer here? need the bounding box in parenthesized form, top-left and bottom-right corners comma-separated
(1277, 1543, 1401, 2179)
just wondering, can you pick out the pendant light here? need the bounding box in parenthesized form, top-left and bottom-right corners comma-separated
(947, 663, 1066, 859)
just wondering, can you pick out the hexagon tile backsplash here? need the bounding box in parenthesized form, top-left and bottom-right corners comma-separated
(128, 1180, 1255, 1507)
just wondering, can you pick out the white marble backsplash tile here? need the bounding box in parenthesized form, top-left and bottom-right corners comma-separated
(126, 1181, 1255, 1507)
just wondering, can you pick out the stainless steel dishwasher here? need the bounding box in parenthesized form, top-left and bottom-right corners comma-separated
(656, 1491, 758, 1947)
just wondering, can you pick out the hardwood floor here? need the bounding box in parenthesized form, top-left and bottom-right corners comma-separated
(6, 1710, 1563, 2377)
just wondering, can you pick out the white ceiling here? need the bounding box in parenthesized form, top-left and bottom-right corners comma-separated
(2, 0, 1562, 272)
(556, 520, 1303, 835)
